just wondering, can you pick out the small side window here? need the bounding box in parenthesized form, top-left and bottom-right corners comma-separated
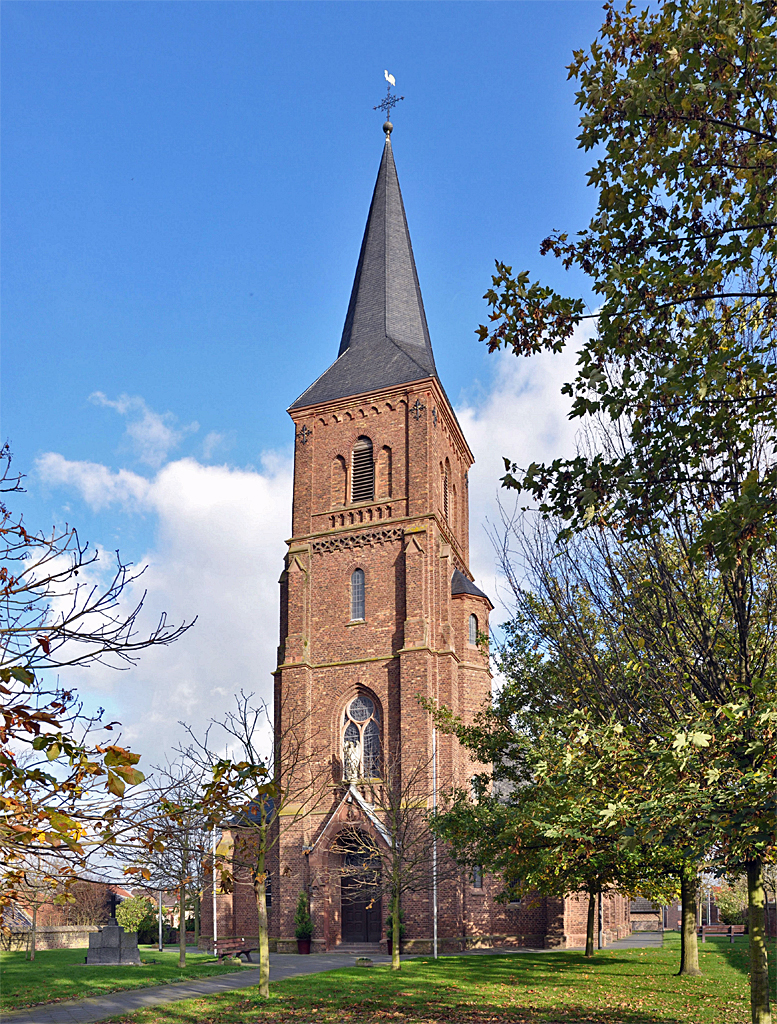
(469, 614, 478, 646)
(351, 568, 365, 621)
(472, 865, 483, 889)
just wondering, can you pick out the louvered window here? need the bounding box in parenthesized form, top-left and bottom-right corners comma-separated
(351, 437, 374, 503)
(443, 468, 449, 520)
(351, 568, 365, 620)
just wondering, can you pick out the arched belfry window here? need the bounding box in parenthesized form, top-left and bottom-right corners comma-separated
(342, 694, 381, 780)
(351, 568, 365, 621)
(469, 614, 478, 646)
(351, 437, 374, 503)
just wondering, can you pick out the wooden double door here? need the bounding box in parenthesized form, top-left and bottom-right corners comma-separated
(341, 875, 381, 943)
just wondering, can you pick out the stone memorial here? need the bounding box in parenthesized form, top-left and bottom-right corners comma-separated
(86, 918, 141, 964)
(86, 895, 141, 965)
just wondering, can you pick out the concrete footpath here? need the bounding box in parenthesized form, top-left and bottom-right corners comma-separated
(2, 932, 664, 1024)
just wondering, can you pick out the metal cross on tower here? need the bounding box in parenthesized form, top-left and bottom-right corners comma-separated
(411, 398, 426, 420)
(374, 71, 404, 129)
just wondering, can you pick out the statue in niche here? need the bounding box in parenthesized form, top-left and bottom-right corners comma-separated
(343, 738, 360, 781)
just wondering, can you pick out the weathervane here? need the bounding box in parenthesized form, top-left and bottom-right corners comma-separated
(374, 70, 404, 136)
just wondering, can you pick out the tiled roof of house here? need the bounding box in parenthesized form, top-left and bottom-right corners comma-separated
(631, 897, 661, 913)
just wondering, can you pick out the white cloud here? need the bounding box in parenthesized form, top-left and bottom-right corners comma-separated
(35, 345, 586, 764)
(90, 392, 198, 468)
(37, 452, 152, 511)
(456, 333, 588, 624)
(202, 431, 230, 460)
(36, 451, 293, 761)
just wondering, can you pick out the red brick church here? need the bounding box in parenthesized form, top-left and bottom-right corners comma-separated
(202, 123, 629, 953)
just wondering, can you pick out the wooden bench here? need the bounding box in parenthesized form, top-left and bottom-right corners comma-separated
(213, 937, 257, 962)
(698, 924, 745, 942)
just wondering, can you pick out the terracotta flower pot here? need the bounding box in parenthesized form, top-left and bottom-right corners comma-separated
(297, 938, 311, 954)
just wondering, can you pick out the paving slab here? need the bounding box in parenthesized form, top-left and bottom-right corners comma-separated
(1, 933, 664, 1024)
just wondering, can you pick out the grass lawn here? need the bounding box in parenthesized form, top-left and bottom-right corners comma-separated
(0, 946, 252, 1011)
(102, 933, 771, 1024)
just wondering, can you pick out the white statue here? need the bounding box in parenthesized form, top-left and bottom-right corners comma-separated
(343, 739, 361, 781)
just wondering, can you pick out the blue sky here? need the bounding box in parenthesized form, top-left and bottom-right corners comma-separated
(2, 1, 603, 758)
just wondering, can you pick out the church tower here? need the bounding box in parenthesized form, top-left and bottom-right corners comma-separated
(270, 123, 496, 952)
(199, 121, 633, 956)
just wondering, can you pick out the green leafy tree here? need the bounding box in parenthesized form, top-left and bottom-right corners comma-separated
(432, 711, 679, 959)
(116, 896, 153, 934)
(475, 3, 777, 1018)
(716, 876, 749, 925)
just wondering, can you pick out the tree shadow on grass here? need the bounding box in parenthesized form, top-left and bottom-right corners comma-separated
(709, 933, 777, 982)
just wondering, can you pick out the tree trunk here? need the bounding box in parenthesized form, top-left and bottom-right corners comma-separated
(194, 894, 200, 948)
(178, 884, 187, 967)
(30, 905, 37, 962)
(391, 890, 401, 971)
(678, 859, 701, 976)
(747, 859, 772, 1024)
(585, 889, 596, 958)
(253, 844, 270, 999)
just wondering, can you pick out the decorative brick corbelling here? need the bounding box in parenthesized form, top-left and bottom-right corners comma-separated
(312, 526, 404, 555)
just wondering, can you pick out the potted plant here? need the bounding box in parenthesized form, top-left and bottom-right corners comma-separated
(385, 907, 406, 956)
(294, 891, 313, 954)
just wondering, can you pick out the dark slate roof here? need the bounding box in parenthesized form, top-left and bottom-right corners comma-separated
(451, 568, 491, 603)
(290, 136, 437, 410)
(228, 796, 275, 829)
(631, 897, 661, 913)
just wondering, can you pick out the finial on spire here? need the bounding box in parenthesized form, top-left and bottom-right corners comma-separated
(374, 71, 404, 137)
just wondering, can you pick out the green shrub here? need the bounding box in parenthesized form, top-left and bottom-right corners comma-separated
(136, 915, 176, 945)
(116, 897, 153, 934)
(716, 877, 748, 925)
(294, 892, 312, 940)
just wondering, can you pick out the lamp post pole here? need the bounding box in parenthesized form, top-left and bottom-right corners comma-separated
(432, 725, 438, 960)
(212, 826, 218, 957)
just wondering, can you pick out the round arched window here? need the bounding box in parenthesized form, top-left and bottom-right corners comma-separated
(351, 568, 365, 621)
(342, 694, 381, 780)
(469, 613, 478, 646)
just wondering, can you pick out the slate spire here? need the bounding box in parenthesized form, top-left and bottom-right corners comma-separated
(290, 134, 437, 410)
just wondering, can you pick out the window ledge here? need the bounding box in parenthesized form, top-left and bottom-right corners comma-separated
(347, 619, 366, 626)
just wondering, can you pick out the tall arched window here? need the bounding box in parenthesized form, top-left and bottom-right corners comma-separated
(351, 437, 374, 503)
(443, 459, 451, 521)
(342, 694, 381, 779)
(469, 613, 478, 646)
(351, 568, 365, 621)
